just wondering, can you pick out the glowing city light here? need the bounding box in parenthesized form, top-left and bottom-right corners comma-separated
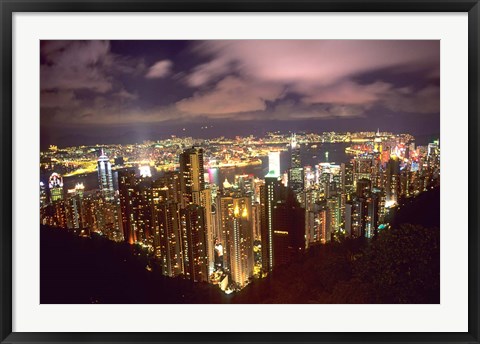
(139, 165, 152, 178)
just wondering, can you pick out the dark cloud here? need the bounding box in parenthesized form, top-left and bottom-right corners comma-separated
(40, 40, 440, 146)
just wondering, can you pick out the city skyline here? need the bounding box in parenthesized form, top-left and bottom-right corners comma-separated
(41, 129, 440, 298)
(40, 40, 440, 303)
(40, 40, 439, 148)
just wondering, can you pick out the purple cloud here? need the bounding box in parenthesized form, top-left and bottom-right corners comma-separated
(40, 40, 440, 128)
(145, 60, 173, 79)
(177, 76, 284, 116)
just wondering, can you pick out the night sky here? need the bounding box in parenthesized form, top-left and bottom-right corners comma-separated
(40, 40, 440, 149)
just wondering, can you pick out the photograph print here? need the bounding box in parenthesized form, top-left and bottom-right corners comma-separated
(39, 40, 440, 304)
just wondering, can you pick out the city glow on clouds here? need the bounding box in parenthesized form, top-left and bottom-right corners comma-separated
(40, 40, 439, 126)
(145, 60, 173, 79)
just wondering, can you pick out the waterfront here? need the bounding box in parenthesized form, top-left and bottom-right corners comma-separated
(45, 142, 352, 192)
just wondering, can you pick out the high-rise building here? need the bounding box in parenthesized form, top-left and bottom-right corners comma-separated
(272, 192, 305, 266)
(251, 202, 262, 240)
(235, 174, 255, 204)
(290, 133, 301, 169)
(326, 196, 341, 242)
(374, 128, 382, 152)
(66, 183, 85, 232)
(66, 195, 82, 231)
(200, 188, 214, 274)
(134, 179, 154, 243)
(219, 196, 234, 271)
(349, 198, 368, 237)
(356, 178, 371, 198)
(370, 187, 386, 229)
(118, 170, 137, 244)
(48, 172, 64, 203)
(386, 156, 401, 205)
(52, 201, 67, 228)
(180, 147, 213, 276)
(180, 204, 209, 283)
(260, 172, 281, 272)
(40, 181, 48, 207)
(152, 200, 183, 277)
(97, 149, 114, 201)
(344, 201, 354, 237)
(179, 147, 205, 206)
(155, 171, 182, 204)
(105, 199, 123, 242)
(228, 197, 254, 287)
(288, 167, 304, 202)
(353, 154, 374, 187)
(267, 151, 281, 177)
(365, 195, 379, 238)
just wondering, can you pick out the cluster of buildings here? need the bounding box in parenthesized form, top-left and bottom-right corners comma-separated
(40, 131, 440, 293)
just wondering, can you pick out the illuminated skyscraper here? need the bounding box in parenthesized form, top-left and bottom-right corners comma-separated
(220, 196, 253, 287)
(251, 202, 262, 240)
(353, 154, 374, 187)
(290, 133, 301, 168)
(180, 204, 209, 282)
(155, 171, 182, 204)
(318, 204, 328, 243)
(52, 201, 67, 228)
(374, 128, 382, 152)
(326, 196, 341, 241)
(347, 198, 368, 237)
(200, 188, 214, 274)
(97, 149, 114, 201)
(232, 198, 253, 287)
(40, 181, 48, 207)
(365, 190, 383, 238)
(152, 199, 183, 277)
(386, 156, 401, 205)
(219, 196, 234, 270)
(118, 170, 137, 244)
(66, 185, 83, 231)
(288, 167, 304, 190)
(356, 178, 371, 198)
(180, 147, 205, 206)
(135, 179, 154, 243)
(268, 151, 281, 177)
(260, 172, 281, 272)
(48, 172, 64, 202)
(220, 196, 254, 287)
(235, 174, 255, 204)
(180, 147, 214, 275)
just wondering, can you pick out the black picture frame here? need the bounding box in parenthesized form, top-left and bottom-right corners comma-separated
(1, 1, 479, 343)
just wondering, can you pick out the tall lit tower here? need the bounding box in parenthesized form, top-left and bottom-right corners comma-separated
(288, 133, 304, 198)
(386, 156, 401, 205)
(118, 169, 137, 244)
(66, 183, 85, 231)
(179, 147, 205, 206)
(152, 198, 183, 277)
(374, 128, 382, 152)
(230, 197, 253, 287)
(290, 133, 301, 169)
(180, 204, 209, 282)
(40, 181, 48, 206)
(260, 170, 281, 272)
(268, 151, 281, 177)
(97, 149, 114, 201)
(220, 196, 254, 286)
(48, 172, 64, 202)
(179, 147, 214, 275)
